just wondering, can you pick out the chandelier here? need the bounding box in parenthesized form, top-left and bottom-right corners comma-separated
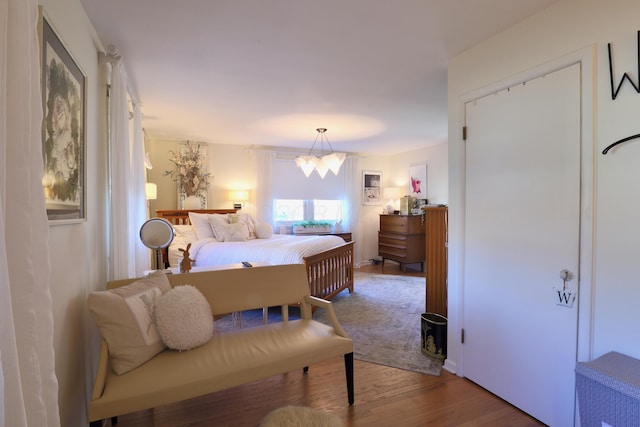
(295, 128, 346, 179)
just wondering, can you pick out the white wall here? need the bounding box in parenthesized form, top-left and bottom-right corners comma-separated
(448, 0, 640, 373)
(149, 141, 449, 265)
(147, 140, 256, 216)
(38, 0, 108, 426)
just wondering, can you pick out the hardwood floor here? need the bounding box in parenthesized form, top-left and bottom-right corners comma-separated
(109, 263, 544, 427)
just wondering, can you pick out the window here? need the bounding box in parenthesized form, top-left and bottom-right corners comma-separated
(272, 158, 345, 230)
(274, 199, 342, 224)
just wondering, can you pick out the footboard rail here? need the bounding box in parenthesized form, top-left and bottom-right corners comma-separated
(304, 241, 354, 300)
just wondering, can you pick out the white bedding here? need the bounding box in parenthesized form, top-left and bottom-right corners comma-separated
(182, 234, 345, 268)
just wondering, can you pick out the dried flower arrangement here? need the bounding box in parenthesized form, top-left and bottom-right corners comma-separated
(163, 141, 211, 197)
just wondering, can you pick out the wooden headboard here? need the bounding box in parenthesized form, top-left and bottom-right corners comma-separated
(156, 209, 238, 225)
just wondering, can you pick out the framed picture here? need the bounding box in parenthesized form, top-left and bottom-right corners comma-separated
(408, 164, 427, 199)
(39, 11, 86, 222)
(363, 170, 382, 205)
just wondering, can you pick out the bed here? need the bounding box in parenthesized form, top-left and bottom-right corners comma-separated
(156, 209, 354, 301)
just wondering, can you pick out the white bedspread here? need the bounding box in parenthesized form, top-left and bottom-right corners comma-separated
(189, 234, 345, 267)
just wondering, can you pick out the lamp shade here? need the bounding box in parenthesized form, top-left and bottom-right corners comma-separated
(228, 190, 249, 201)
(295, 128, 346, 178)
(295, 156, 316, 177)
(145, 182, 157, 200)
(323, 152, 346, 175)
(314, 158, 330, 179)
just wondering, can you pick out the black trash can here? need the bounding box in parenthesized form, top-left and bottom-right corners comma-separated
(421, 313, 447, 362)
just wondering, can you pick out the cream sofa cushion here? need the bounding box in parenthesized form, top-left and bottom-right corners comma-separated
(88, 271, 171, 374)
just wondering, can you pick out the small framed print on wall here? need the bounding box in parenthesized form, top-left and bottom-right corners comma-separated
(39, 9, 86, 223)
(363, 170, 382, 205)
(408, 164, 427, 199)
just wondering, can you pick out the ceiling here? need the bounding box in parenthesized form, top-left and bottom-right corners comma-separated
(80, 0, 558, 155)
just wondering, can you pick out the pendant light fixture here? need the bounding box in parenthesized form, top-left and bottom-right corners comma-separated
(295, 128, 346, 179)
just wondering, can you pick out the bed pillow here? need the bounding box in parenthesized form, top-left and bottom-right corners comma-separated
(227, 213, 257, 239)
(213, 222, 250, 242)
(255, 222, 273, 239)
(155, 285, 213, 351)
(208, 214, 230, 240)
(188, 212, 215, 240)
(87, 271, 172, 374)
(168, 225, 198, 268)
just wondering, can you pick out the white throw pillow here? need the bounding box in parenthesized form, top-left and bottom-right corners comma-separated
(255, 222, 273, 239)
(188, 212, 215, 239)
(87, 270, 172, 374)
(155, 285, 213, 351)
(227, 213, 257, 239)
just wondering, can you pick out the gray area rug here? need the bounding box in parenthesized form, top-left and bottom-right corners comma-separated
(213, 271, 442, 376)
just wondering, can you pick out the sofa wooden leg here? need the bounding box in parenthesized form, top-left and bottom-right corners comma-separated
(303, 366, 309, 374)
(89, 420, 103, 427)
(111, 416, 118, 425)
(344, 352, 354, 405)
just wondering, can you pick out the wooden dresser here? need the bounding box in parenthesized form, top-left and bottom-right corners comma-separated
(423, 206, 448, 316)
(378, 214, 425, 271)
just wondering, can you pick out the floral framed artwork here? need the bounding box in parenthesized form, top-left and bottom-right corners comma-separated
(363, 170, 382, 205)
(408, 164, 427, 199)
(39, 10, 86, 222)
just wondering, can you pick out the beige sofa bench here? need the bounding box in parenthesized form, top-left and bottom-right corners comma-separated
(88, 264, 354, 426)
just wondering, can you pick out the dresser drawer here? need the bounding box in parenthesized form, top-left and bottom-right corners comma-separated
(380, 216, 409, 233)
(379, 233, 407, 248)
(380, 214, 424, 234)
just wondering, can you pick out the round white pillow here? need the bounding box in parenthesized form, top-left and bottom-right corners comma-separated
(255, 222, 273, 239)
(155, 285, 213, 351)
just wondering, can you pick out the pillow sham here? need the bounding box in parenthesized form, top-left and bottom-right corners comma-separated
(227, 213, 257, 239)
(87, 270, 172, 374)
(208, 214, 230, 240)
(188, 212, 215, 240)
(155, 285, 213, 351)
(213, 222, 250, 242)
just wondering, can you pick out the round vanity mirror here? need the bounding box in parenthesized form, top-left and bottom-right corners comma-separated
(140, 218, 174, 269)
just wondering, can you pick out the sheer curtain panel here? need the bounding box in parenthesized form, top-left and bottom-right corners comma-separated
(0, 0, 61, 425)
(253, 149, 275, 225)
(340, 155, 362, 264)
(107, 61, 148, 279)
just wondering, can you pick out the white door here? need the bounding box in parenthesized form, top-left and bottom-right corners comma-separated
(463, 64, 581, 426)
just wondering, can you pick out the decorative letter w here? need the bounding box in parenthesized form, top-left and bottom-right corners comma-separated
(608, 31, 640, 100)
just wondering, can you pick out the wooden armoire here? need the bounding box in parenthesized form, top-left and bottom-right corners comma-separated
(423, 206, 448, 316)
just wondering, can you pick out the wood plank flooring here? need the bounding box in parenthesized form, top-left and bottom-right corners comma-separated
(108, 263, 544, 426)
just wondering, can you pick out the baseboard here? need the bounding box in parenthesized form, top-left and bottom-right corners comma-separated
(443, 359, 456, 374)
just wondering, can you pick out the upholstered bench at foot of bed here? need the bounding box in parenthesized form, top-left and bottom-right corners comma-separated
(88, 264, 354, 426)
(89, 320, 353, 421)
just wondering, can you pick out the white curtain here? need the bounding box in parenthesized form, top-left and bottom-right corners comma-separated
(340, 155, 362, 265)
(252, 149, 275, 224)
(108, 61, 148, 279)
(0, 0, 61, 425)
